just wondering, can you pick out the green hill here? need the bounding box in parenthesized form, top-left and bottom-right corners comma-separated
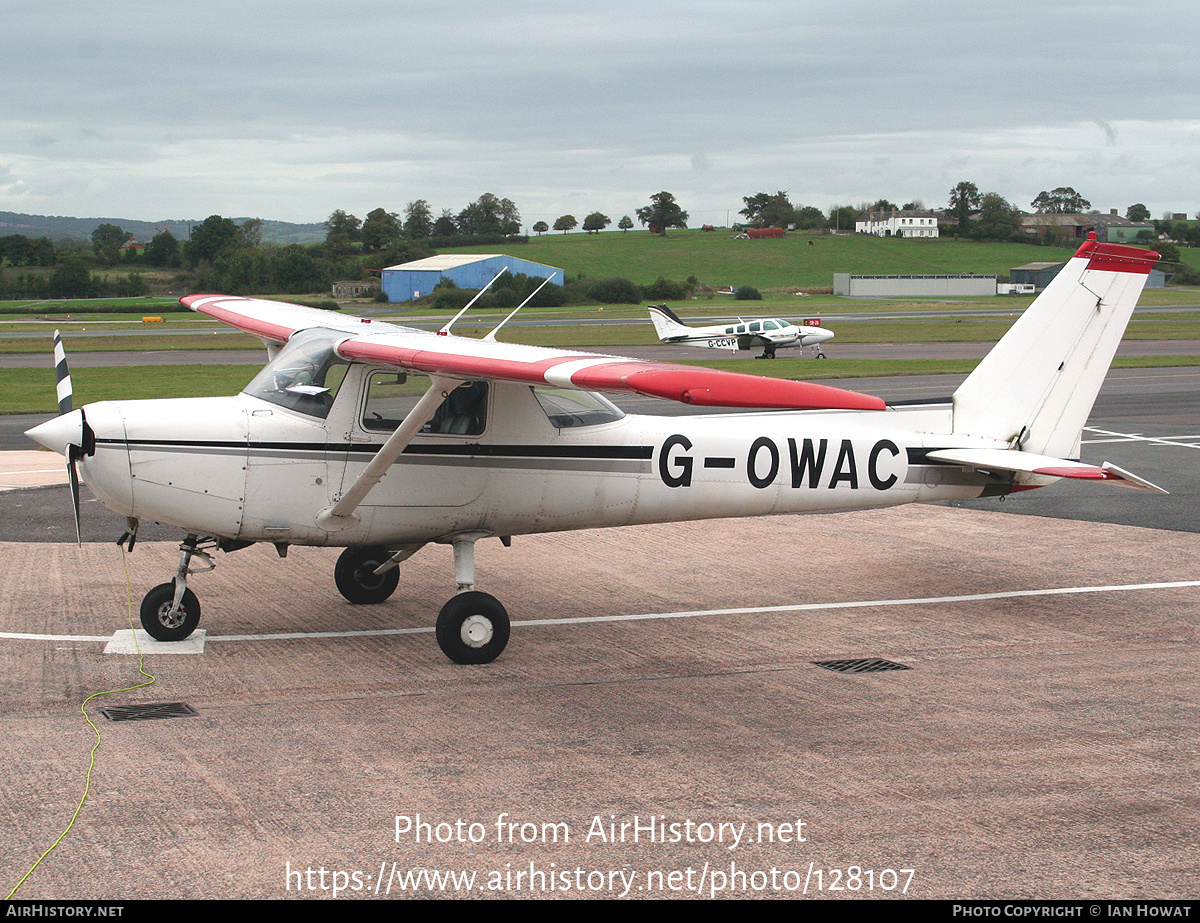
(447, 229, 1086, 289)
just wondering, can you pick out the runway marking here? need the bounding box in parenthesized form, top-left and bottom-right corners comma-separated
(3, 580, 1198, 645)
(523, 580, 1200, 628)
(1083, 427, 1200, 449)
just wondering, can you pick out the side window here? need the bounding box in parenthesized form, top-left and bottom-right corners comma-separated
(532, 387, 625, 428)
(361, 373, 487, 436)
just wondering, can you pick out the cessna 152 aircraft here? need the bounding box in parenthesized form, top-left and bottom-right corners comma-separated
(648, 303, 834, 358)
(26, 235, 1165, 664)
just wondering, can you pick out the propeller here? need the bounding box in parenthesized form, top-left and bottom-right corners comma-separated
(50, 331, 94, 544)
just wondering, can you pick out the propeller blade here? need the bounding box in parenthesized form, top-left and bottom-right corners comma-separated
(53, 330, 73, 415)
(67, 445, 83, 546)
(52, 330, 86, 544)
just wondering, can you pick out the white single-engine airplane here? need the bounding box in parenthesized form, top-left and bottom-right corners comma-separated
(648, 303, 834, 358)
(27, 235, 1166, 664)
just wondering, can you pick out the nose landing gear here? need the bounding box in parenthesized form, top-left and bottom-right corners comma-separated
(139, 534, 216, 641)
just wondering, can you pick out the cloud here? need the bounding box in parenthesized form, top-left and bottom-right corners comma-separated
(0, 1, 1196, 222)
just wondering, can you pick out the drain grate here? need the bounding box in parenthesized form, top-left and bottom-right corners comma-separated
(99, 702, 199, 722)
(813, 658, 911, 674)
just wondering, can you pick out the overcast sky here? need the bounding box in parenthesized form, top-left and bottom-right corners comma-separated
(2, 0, 1196, 230)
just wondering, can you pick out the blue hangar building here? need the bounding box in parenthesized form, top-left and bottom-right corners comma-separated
(380, 254, 564, 303)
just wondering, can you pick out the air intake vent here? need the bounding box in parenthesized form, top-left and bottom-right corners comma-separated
(813, 658, 911, 674)
(99, 702, 199, 722)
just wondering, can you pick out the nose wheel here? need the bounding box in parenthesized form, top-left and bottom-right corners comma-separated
(138, 534, 214, 641)
(140, 582, 201, 641)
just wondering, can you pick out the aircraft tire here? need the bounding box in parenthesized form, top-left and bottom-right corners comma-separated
(140, 582, 201, 642)
(436, 592, 510, 665)
(335, 546, 401, 604)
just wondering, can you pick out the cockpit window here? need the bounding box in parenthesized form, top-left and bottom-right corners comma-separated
(242, 328, 350, 419)
(763, 320, 779, 331)
(362, 372, 488, 435)
(532, 387, 625, 428)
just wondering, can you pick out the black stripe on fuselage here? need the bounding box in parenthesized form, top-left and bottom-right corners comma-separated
(100, 437, 653, 460)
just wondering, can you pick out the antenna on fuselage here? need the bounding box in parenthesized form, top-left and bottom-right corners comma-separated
(484, 275, 554, 342)
(438, 267, 508, 335)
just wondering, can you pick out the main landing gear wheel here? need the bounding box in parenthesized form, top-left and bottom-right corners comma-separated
(140, 582, 201, 642)
(335, 546, 401, 604)
(435, 592, 510, 665)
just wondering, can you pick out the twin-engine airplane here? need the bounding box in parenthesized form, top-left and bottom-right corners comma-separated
(648, 303, 834, 358)
(27, 235, 1165, 664)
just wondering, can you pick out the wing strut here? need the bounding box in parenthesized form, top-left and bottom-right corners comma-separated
(484, 275, 553, 342)
(316, 374, 459, 531)
(439, 268, 507, 335)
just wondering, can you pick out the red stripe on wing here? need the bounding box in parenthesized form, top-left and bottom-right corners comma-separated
(181, 294, 298, 343)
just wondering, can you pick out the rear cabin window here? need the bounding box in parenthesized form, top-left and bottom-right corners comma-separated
(361, 373, 488, 436)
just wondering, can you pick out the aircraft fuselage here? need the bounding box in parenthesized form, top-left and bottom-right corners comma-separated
(69, 365, 1012, 550)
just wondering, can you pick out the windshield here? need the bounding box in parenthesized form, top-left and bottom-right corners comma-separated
(242, 328, 350, 419)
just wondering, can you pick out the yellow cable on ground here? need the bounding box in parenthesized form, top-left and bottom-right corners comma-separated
(6, 547, 156, 899)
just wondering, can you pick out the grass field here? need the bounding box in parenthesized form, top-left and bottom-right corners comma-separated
(1, 231, 1194, 414)
(5, 354, 1199, 415)
(451, 229, 1089, 288)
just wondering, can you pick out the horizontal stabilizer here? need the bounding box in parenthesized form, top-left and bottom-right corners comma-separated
(926, 448, 1168, 493)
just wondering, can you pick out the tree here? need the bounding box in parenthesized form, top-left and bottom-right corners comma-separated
(972, 193, 1021, 241)
(793, 206, 827, 230)
(361, 208, 402, 252)
(636, 191, 688, 235)
(828, 204, 861, 232)
(1031, 187, 1090, 214)
(48, 259, 93, 298)
(948, 182, 981, 234)
(582, 212, 611, 233)
(456, 193, 522, 236)
(553, 215, 577, 234)
(238, 218, 263, 248)
(618, 216, 633, 233)
(91, 223, 126, 265)
(433, 210, 458, 237)
(144, 230, 181, 267)
(1126, 203, 1151, 222)
(324, 210, 361, 254)
(403, 200, 433, 239)
(186, 215, 240, 264)
(739, 191, 792, 228)
(532, 220, 549, 235)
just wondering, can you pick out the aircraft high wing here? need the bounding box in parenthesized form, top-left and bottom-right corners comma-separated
(648, 303, 834, 358)
(192, 294, 876, 410)
(26, 235, 1166, 665)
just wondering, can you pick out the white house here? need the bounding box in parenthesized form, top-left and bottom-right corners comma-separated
(855, 209, 939, 238)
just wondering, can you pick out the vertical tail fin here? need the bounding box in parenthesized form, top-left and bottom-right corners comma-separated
(952, 235, 1158, 458)
(648, 304, 693, 341)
